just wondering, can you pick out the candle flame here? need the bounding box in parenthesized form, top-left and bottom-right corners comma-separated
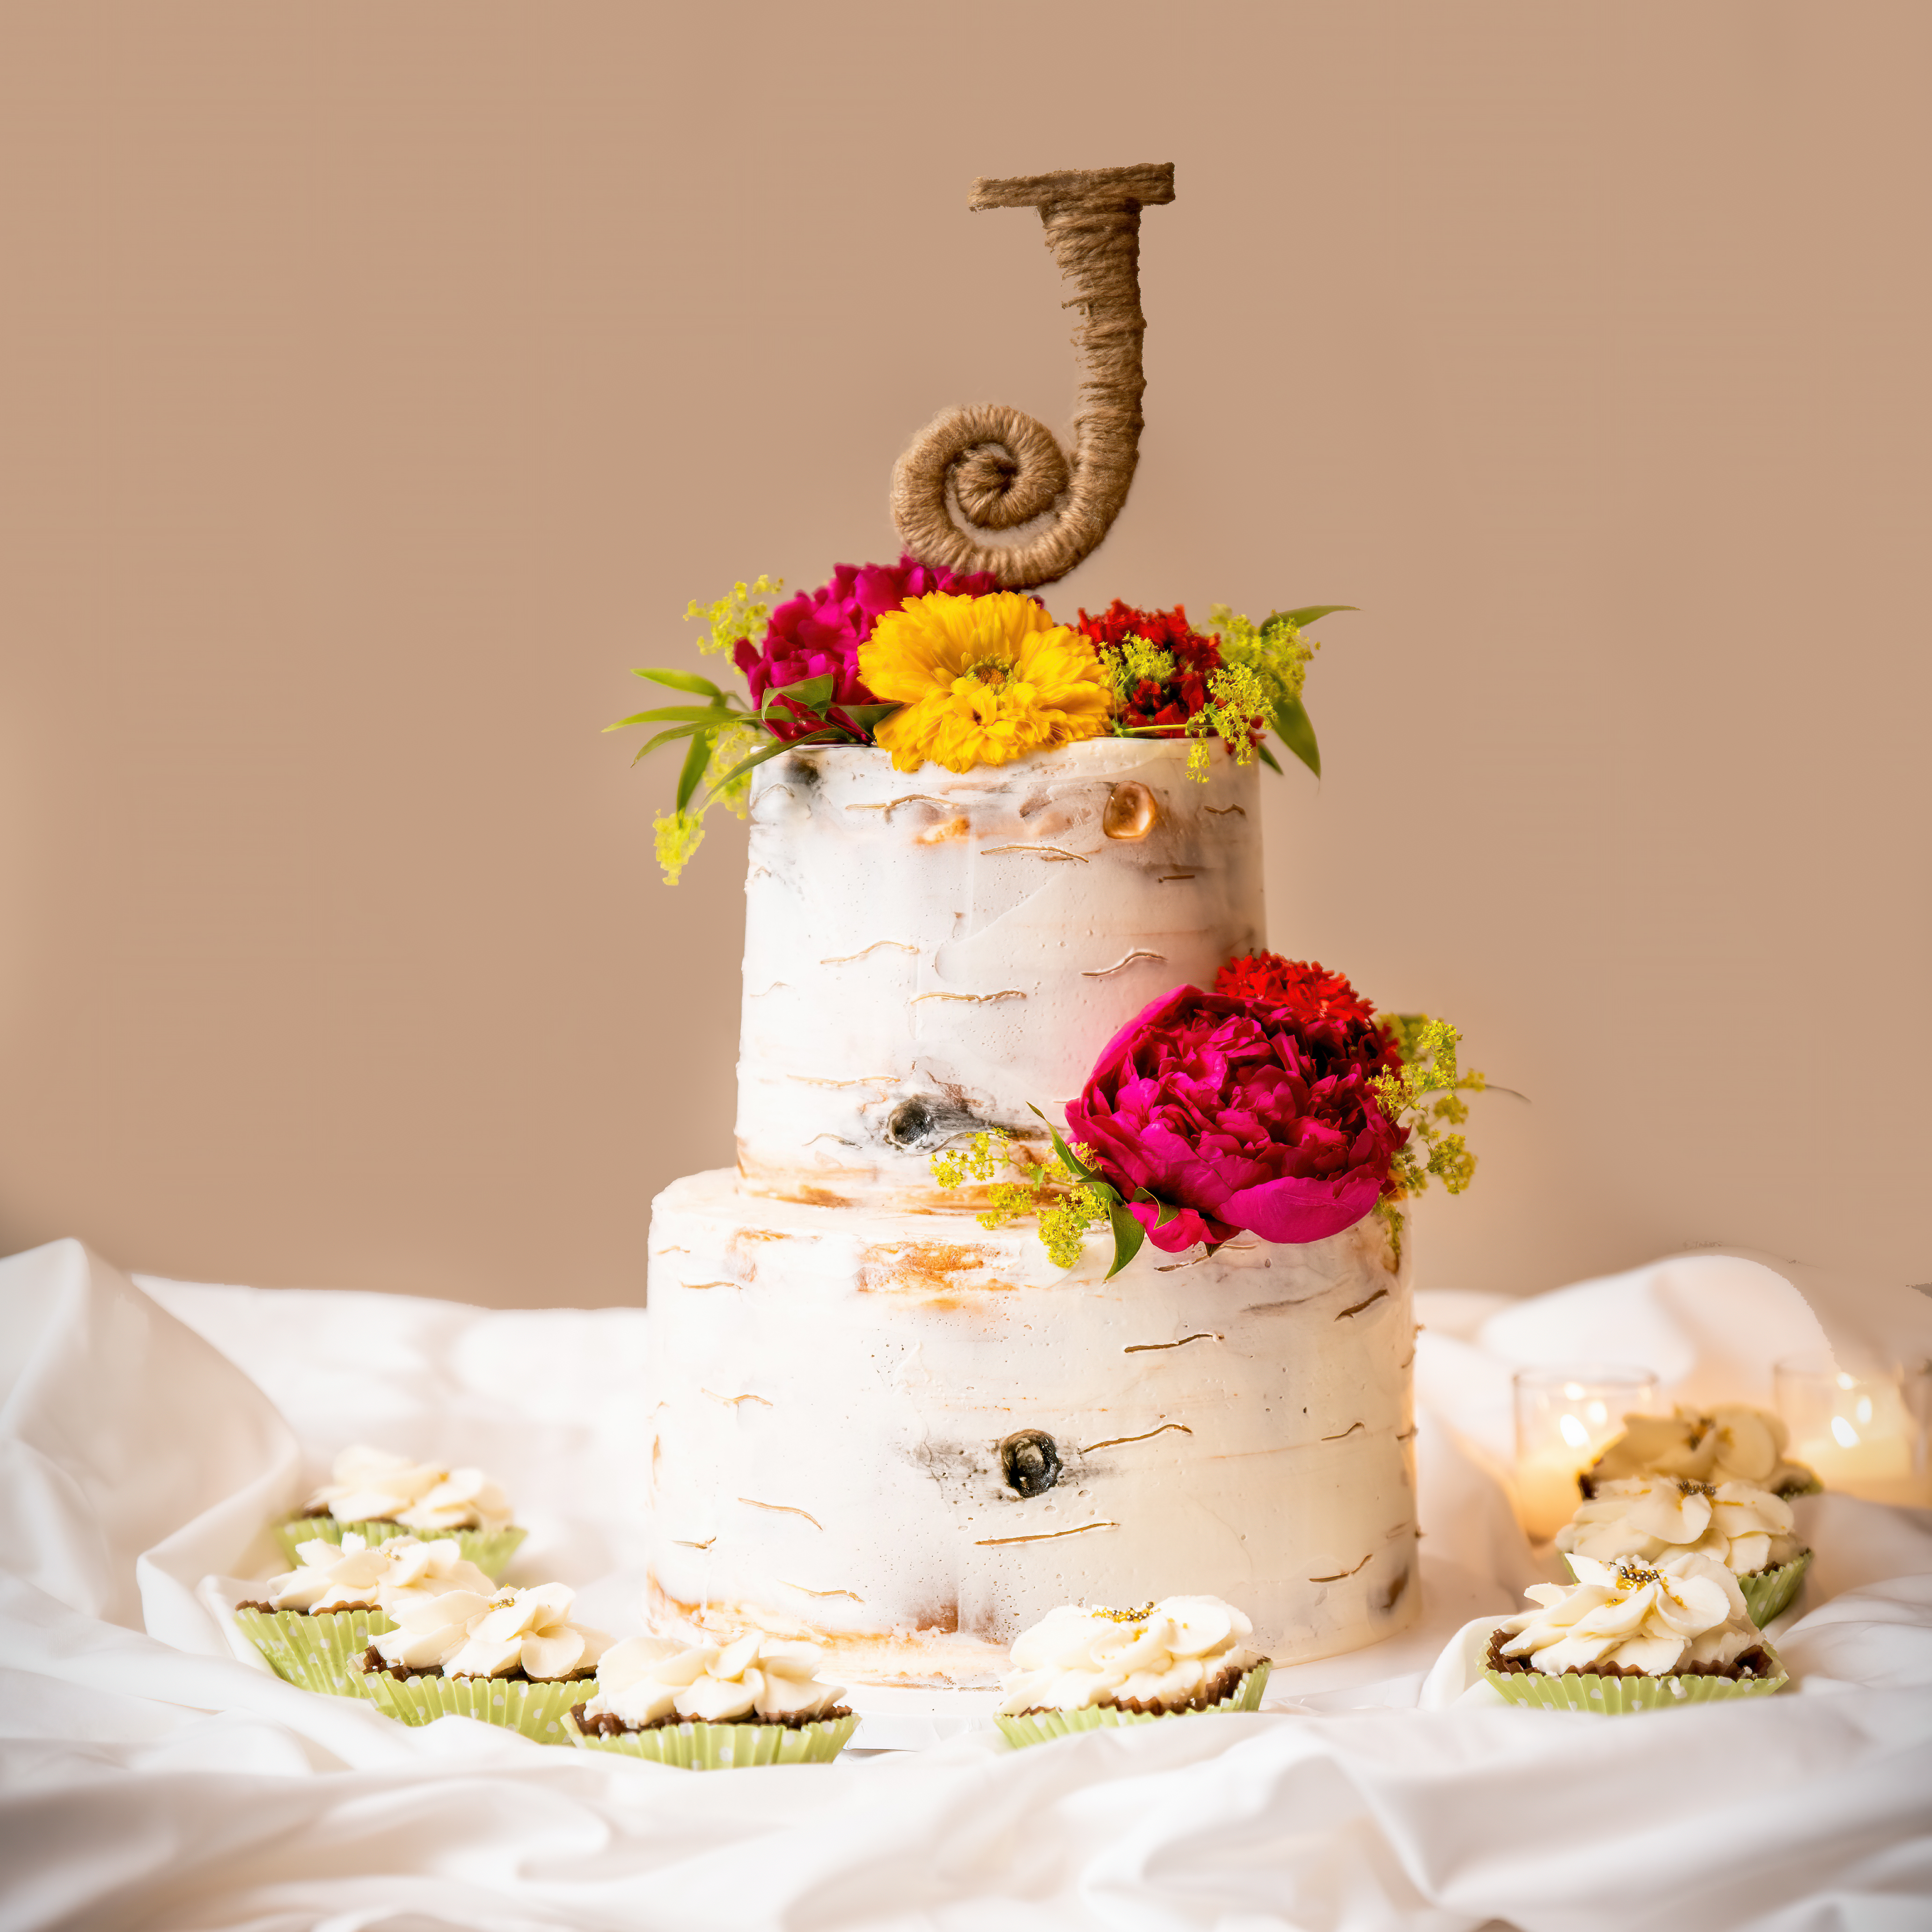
(1831, 1415, 1860, 1449)
(1558, 1413, 1591, 1450)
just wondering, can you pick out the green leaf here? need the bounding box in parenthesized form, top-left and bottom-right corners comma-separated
(1104, 1196, 1146, 1280)
(608, 703, 734, 726)
(1027, 1104, 1100, 1184)
(630, 721, 714, 765)
(1256, 741, 1284, 775)
(837, 703, 901, 727)
(762, 673, 837, 717)
(1131, 1185, 1183, 1229)
(674, 729, 712, 812)
(632, 668, 726, 699)
(1268, 604, 1358, 629)
(1272, 696, 1321, 778)
(705, 728, 836, 800)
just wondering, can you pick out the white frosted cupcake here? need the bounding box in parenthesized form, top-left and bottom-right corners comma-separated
(277, 1445, 527, 1578)
(565, 1634, 856, 1768)
(235, 1532, 494, 1698)
(995, 1596, 1270, 1748)
(1557, 1472, 1811, 1625)
(1581, 1406, 1819, 1501)
(1486, 1551, 1786, 1712)
(357, 1581, 610, 1744)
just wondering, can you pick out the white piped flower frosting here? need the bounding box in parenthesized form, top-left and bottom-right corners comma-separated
(303, 1444, 514, 1532)
(580, 1634, 847, 1727)
(1557, 1473, 1802, 1576)
(1499, 1551, 1760, 1676)
(1586, 1406, 1816, 1497)
(371, 1580, 611, 1682)
(258, 1533, 495, 1614)
(997, 1595, 1262, 1715)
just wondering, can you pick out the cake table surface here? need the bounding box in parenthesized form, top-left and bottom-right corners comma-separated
(2, 1237, 1927, 1931)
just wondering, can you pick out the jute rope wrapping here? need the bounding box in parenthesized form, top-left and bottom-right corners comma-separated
(890, 163, 1176, 589)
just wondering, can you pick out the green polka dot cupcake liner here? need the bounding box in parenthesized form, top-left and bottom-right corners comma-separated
(273, 1516, 528, 1580)
(563, 1708, 860, 1768)
(359, 1668, 591, 1744)
(234, 1606, 393, 1699)
(995, 1661, 1271, 1749)
(1560, 1550, 1812, 1629)
(1739, 1550, 1812, 1626)
(1485, 1642, 1787, 1713)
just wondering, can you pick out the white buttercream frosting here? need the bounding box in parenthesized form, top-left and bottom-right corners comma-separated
(256, 1533, 495, 1614)
(1585, 1406, 1816, 1497)
(646, 1171, 1419, 1683)
(1498, 1552, 1762, 1676)
(371, 1580, 610, 1682)
(997, 1595, 1262, 1714)
(580, 1633, 848, 1727)
(1557, 1474, 1802, 1576)
(734, 741, 1265, 1207)
(303, 1444, 514, 1531)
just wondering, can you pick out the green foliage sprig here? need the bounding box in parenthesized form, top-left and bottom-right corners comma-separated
(608, 575, 898, 884)
(1208, 604, 1354, 779)
(930, 1107, 1174, 1276)
(1373, 1017, 1487, 1200)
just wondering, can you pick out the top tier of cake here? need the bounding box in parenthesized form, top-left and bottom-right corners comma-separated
(735, 738, 1265, 1206)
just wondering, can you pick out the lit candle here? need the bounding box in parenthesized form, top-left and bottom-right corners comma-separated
(1776, 1361, 1932, 1507)
(1513, 1366, 1660, 1541)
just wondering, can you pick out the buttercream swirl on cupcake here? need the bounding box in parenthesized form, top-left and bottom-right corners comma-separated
(1557, 1473, 1803, 1577)
(302, 1444, 514, 1532)
(366, 1581, 610, 1682)
(1493, 1551, 1772, 1679)
(1581, 1406, 1817, 1500)
(574, 1633, 849, 1733)
(999, 1595, 1263, 1715)
(241, 1532, 495, 1616)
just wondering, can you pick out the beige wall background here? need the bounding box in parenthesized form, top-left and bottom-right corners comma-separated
(2, 4, 1927, 1309)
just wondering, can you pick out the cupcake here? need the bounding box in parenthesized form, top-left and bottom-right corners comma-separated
(564, 1633, 857, 1768)
(1486, 1551, 1787, 1712)
(1580, 1405, 1819, 1502)
(235, 1532, 495, 1698)
(358, 1581, 610, 1743)
(1556, 1472, 1812, 1625)
(276, 1444, 527, 1578)
(994, 1595, 1271, 1749)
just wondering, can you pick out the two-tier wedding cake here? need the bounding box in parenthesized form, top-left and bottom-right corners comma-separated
(642, 743, 1420, 1683)
(619, 162, 1480, 1685)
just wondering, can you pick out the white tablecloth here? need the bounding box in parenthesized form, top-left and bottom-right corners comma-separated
(2, 1237, 1928, 1931)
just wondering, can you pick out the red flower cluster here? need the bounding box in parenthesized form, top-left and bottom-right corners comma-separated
(733, 556, 998, 743)
(1214, 953, 1403, 1078)
(1075, 600, 1224, 736)
(1066, 985, 1411, 1253)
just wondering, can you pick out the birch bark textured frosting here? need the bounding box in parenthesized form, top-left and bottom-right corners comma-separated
(644, 1170, 1418, 1682)
(648, 729, 1418, 1683)
(734, 740, 1264, 1206)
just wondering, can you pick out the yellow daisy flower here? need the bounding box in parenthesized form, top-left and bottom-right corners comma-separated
(858, 592, 1114, 775)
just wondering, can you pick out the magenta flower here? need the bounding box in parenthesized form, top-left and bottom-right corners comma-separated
(1064, 985, 1410, 1253)
(732, 556, 1000, 742)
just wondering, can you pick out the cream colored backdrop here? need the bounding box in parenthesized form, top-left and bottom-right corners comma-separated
(2, 4, 1927, 1308)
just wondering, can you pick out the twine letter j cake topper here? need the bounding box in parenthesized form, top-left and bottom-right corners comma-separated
(889, 163, 1175, 590)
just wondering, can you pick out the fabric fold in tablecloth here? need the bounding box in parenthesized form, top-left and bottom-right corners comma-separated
(1, 1235, 1929, 1931)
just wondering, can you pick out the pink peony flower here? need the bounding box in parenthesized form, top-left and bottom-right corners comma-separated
(732, 556, 1000, 742)
(1064, 985, 1410, 1253)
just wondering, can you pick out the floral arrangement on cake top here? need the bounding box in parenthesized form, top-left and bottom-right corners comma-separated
(932, 952, 1485, 1275)
(608, 563, 1346, 882)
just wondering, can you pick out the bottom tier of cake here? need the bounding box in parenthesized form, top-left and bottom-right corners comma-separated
(643, 1169, 1420, 1685)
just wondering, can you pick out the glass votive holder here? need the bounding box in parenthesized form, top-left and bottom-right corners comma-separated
(1513, 1363, 1660, 1541)
(1774, 1357, 1932, 1507)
